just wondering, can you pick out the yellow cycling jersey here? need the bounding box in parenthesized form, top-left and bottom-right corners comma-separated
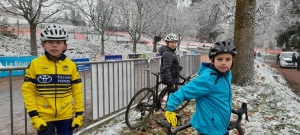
(21, 54, 84, 122)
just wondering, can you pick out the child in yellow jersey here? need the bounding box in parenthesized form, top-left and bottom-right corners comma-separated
(22, 24, 84, 135)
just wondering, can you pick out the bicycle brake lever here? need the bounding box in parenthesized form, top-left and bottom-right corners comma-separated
(245, 111, 249, 122)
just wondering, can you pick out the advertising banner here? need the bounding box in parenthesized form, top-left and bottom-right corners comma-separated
(71, 58, 90, 72)
(191, 50, 198, 55)
(128, 54, 143, 59)
(0, 56, 37, 77)
(105, 55, 123, 61)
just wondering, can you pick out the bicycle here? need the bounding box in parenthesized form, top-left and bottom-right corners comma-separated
(155, 102, 249, 135)
(125, 72, 197, 129)
(159, 74, 195, 112)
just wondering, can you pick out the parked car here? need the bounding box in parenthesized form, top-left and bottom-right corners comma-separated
(279, 51, 299, 68)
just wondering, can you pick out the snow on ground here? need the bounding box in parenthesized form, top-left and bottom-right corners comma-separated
(0, 34, 154, 59)
(77, 59, 300, 134)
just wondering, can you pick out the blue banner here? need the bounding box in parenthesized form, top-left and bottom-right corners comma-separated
(0, 56, 37, 77)
(71, 58, 90, 72)
(105, 55, 123, 61)
(191, 50, 198, 55)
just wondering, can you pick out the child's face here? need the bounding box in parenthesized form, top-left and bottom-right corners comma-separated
(211, 53, 233, 72)
(42, 40, 67, 57)
(167, 41, 177, 49)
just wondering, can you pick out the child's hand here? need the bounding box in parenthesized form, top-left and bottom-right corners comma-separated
(30, 116, 47, 130)
(164, 111, 177, 127)
(72, 115, 83, 129)
(170, 84, 176, 89)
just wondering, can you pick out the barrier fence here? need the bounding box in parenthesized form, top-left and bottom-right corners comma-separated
(0, 54, 200, 135)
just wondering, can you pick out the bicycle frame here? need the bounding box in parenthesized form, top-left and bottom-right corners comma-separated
(151, 72, 196, 111)
(125, 72, 197, 129)
(156, 102, 249, 135)
(151, 72, 165, 111)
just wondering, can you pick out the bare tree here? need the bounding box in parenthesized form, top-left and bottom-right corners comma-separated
(232, 0, 256, 86)
(116, 0, 161, 53)
(172, 6, 201, 49)
(144, 1, 174, 52)
(0, 0, 62, 56)
(73, 0, 114, 55)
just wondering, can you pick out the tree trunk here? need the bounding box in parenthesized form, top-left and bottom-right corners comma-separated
(101, 33, 105, 55)
(232, 0, 256, 86)
(133, 40, 137, 53)
(285, 37, 290, 50)
(30, 23, 38, 56)
(153, 39, 157, 52)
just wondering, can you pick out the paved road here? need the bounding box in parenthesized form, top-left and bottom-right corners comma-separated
(268, 62, 300, 95)
(255, 53, 300, 95)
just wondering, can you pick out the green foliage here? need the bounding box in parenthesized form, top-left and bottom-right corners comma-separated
(276, 22, 300, 50)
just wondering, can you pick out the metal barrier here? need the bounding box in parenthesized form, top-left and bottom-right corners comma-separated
(0, 54, 200, 135)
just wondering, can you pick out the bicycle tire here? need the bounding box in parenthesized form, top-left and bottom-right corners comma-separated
(234, 124, 244, 135)
(125, 88, 154, 129)
(158, 87, 190, 112)
(230, 121, 244, 135)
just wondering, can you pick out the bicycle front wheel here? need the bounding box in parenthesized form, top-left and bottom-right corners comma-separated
(158, 87, 190, 112)
(125, 88, 154, 129)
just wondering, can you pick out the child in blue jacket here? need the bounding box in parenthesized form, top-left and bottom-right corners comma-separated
(164, 41, 237, 135)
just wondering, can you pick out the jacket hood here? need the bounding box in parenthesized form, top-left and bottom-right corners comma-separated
(198, 62, 229, 76)
(198, 62, 214, 75)
(158, 45, 176, 55)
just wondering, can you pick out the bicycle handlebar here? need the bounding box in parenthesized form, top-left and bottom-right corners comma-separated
(155, 115, 191, 135)
(172, 123, 192, 135)
(177, 74, 197, 85)
(227, 102, 249, 130)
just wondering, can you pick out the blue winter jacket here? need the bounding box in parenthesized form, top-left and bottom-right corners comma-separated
(166, 62, 232, 135)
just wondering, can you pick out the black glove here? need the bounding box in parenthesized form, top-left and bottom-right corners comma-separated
(167, 82, 176, 90)
(166, 81, 174, 87)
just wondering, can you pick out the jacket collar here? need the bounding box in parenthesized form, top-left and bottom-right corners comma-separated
(44, 51, 67, 61)
(208, 63, 229, 84)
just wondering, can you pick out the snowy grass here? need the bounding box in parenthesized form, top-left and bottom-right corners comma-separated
(74, 60, 300, 135)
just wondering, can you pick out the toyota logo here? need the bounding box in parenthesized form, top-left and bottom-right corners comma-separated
(37, 75, 52, 83)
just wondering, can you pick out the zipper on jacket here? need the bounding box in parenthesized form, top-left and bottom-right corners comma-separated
(225, 76, 232, 126)
(54, 60, 58, 117)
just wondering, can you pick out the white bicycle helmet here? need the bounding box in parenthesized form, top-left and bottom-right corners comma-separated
(40, 24, 69, 41)
(165, 33, 178, 42)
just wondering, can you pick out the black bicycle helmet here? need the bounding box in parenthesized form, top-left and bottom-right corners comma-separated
(209, 41, 237, 58)
(40, 24, 69, 41)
